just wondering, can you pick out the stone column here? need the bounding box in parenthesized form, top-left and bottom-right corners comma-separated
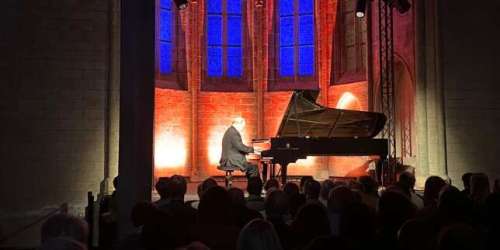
(117, 0, 155, 236)
(189, 0, 201, 181)
(414, 0, 448, 187)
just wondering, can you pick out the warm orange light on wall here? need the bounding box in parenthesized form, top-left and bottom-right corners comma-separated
(154, 130, 187, 168)
(336, 92, 362, 110)
(208, 128, 225, 166)
(295, 156, 316, 167)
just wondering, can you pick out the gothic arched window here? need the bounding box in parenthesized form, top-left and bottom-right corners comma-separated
(203, 0, 252, 91)
(269, 0, 317, 90)
(156, 0, 187, 89)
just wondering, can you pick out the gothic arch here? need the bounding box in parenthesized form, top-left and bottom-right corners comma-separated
(394, 54, 416, 164)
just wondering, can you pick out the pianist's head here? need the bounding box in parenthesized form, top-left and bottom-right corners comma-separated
(232, 117, 246, 132)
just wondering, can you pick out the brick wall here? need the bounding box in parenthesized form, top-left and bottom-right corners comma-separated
(153, 0, 376, 180)
(0, 0, 118, 246)
(154, 89, 192, 177)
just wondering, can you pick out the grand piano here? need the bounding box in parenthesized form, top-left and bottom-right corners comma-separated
(253, 90, 388, 184)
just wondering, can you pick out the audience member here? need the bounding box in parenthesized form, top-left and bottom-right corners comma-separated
(376, 191, 416, 250)
(290, 202, 331, 249)
(437, 223, 484, 250)
(41, 172, 500, 250)
(470, 173, 490, 207)
(187, 177, 218, 209)
(283, 182, 305, 218)
(283, 182, 300, 197)
(358, 175, 379, 211)
(141, 209, 186, 250)
(461, 172, 473, 196)
(437, 185, 474, 225)
(265, 190, 291, 249)
(264, 179, 280, 193)
(494, 179, 500, 193)
(154, 177, 170, 207)
(299, 176, 314, 193)
(304, 179, 321, 201)
(115, 201, 156, 250)
(397, 172, 424, 209)
(228, 187, 262, 228)
(421, 176, 447, 216)
(246, 177, 265, 212)
(339, 202, 376, 250)
(156, 175, 197, 227)
(237, 219, 283, 250)
(327, 186, 355, 236)
(319, 180, 335, 206)
(192, 186, 240, 250)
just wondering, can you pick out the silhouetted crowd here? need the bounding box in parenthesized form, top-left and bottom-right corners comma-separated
(39, 172, 500, 250)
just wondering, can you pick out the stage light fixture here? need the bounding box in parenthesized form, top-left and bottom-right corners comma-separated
(173, 0, 188, 10)
(356, 0, 368, 18)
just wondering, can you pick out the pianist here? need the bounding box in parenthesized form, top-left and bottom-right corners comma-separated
(219, 117, 259, 178)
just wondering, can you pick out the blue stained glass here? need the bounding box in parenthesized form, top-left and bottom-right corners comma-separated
(280, 17, 294, 46)
(298, 46, 314, 76)
(280, 47, 295, 76)
(227, 47, 243, 77)
(227, 0, 242, 14)
(207, 15, 223, 45)
(207, 0, 222, 13)
(299, 0, 314, 14)
(160, 0, 171, 9)
(280, 0, 294, 16)
(159, 9, 172, 42)
(207, 47, 223, 76)
(159, 42, 173, 74)
(227, 16, 242, 45)
(299, 15, 314, 45)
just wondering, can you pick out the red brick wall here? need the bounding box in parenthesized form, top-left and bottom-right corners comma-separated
(197, 92, 257, 177)
(153, 0, 384, 179)
(154, 89, 192, 177)
(327, 81, 374, 177)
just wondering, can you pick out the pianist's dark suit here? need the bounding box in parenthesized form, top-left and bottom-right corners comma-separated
(219, 126, 258, 177)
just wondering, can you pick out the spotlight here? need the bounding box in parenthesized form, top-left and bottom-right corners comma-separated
(394, 0, 411, 14)
(356, 0, 367, 18)
(173, 0, 188, 10)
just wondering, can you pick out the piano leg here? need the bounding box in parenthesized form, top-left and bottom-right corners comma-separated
(280, 164, 288, 185)
(270, 164, 275, 181)
(261, 163, 268, 183)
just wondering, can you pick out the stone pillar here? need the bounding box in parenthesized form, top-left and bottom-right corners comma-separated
(117, 0, 155, 236)
(254, 0, 265, 138)
(414, 0, 448, 187)
(189, 0, 201, 181)
(100, 0, 121, 195)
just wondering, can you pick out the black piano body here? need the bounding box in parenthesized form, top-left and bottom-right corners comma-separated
(258, 90, 388, 184)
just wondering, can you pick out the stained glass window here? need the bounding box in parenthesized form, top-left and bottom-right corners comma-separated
(270, 0, 317, 90)
(207, 0, 243, 77)
(331, 0, 367, 85)
(156, 0, 187, 89)
(204, 0, 251, 91)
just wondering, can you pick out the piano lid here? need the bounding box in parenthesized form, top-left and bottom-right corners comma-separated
(276, 90, 386, 138)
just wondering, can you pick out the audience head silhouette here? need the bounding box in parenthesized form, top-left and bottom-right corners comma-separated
(237, 219, 283, 250)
